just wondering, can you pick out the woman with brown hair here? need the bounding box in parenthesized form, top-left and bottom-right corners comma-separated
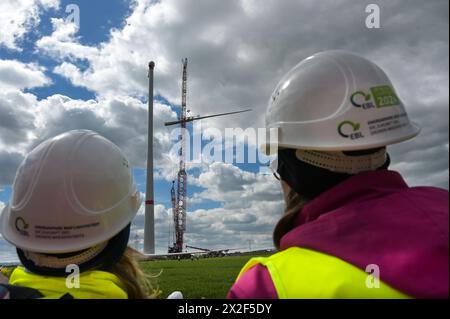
(227, 51, 449, 299)
(0, 130, 158, 299)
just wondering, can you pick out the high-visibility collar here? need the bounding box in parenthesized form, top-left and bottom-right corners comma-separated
(238, 247, 409, 299)
(9, 266, 128, 299)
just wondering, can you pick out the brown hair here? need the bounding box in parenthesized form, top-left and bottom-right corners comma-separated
(273, 147, 390, 250)
(273, 189, 309, 249)
(107, 247, 160, 299)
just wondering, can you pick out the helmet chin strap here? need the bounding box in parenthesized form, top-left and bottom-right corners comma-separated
(295, 148, 387, 174)
(277, 148, 391, 200)
(22, 241, 108, 269)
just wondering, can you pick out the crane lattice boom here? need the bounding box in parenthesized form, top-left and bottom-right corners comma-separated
(169, 58, 188, 253)
(166, 59, 251, 254)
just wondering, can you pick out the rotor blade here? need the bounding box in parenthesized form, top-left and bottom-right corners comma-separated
(191, 109, 252, 122)
(164, 109, 252, 126)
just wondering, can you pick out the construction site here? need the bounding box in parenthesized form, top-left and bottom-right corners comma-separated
(140, 58, 253, 259)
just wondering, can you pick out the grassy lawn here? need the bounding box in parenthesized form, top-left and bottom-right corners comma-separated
(140, 255, 264, 299)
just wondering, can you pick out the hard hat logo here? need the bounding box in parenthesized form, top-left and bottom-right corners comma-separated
(370, 85, 400, 108)
(350, 91, 375, 109)
(350, 86, 399, 110)
(338, 121, 364, 140)
(15, 217, 29, 237)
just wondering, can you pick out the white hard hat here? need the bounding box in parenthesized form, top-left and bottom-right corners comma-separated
(262, 50, 420, 154)
(0, 130, 142, 253)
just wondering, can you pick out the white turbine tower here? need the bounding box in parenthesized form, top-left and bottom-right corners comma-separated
(144, 61, 155, 254)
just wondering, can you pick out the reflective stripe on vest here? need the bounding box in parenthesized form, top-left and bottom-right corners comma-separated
(237, 247, 410, 299)
(9, 267, 128, 299)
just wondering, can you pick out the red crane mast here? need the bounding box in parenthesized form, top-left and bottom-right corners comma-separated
(169, 58, 188, 253)
(166, 59, 250, 254)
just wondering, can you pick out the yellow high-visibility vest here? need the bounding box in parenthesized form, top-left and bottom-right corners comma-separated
(9, 266, 128, 299)
(237, 247, 410, 299)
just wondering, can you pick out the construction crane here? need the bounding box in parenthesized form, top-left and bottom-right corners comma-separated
(166, 58, 251, 254)
(167, 58, 188, 253)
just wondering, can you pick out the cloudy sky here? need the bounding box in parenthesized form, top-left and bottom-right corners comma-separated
(0, 0, 448, 262)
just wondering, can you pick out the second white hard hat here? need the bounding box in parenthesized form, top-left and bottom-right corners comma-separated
(0, 130, 142, 253)
(262, 50, 420, 154)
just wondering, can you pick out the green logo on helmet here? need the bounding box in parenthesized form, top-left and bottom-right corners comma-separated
(350, 91, 375, 109)
(351, 86, 400, 109)
(370, 85, 400, 108)
(338, 121, 364, 140)
(15, 217, 30, 237)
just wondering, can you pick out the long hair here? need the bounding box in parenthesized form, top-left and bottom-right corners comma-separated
(273, 190, 309, 249)
(107, 247, 160, 299)
(272, 147, 390, 249)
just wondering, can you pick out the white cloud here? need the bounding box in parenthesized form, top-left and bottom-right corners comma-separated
(0, 0, 59, 50)
(0, 96, 43, 184)
(0, 59, 51, 163)
(32, 94, 177, 168)
(0, 150, 24, 186)
(33, 0, 449, 189)
(37, 18, 99, 61)
(131, 165, 284, 253)
(0, 59, 51, 90)
(131, 202, 173, 254)
(0, 89, 178, 185)
(175, 162, 284, 250)
(0, 89, 38, 151)
(185, 198, 284, 251)
(189, 162, 282, 208)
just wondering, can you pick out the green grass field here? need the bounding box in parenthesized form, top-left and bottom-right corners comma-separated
(140, 254, 267, 299)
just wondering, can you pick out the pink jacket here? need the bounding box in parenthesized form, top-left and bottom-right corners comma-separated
(228, 170, 449, 299)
